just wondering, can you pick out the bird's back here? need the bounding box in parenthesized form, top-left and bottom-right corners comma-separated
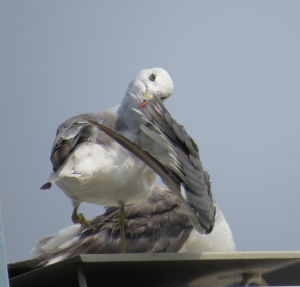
(51, 107, 118, 171)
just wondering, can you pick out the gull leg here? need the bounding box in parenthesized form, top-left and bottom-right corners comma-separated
(72, 207, 96, 231)
(119, 203, 126, 253)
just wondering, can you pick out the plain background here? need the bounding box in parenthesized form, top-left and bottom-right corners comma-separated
(1, 1, 299, 263)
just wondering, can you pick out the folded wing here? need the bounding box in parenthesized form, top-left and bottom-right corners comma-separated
(88, 94, 216, 234)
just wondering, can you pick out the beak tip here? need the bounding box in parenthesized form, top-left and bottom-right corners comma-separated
(138, 101, 147, 108)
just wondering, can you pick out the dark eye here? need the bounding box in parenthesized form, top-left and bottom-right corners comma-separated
(149, 74, 156, 81)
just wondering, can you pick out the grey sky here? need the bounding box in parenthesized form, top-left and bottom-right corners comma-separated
(1, 1, 299, 263)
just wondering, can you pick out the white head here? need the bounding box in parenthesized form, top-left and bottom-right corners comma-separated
(117, 68, 174, 129)
(126, 68, 174, 101)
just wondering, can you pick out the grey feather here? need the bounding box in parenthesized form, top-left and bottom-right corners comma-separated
(33, 186, 192, 268)
(137, 94, 215, 234)
(86, 119, 182, 193)
(48, 111, 117, 172)
(88, 93, 216, 234)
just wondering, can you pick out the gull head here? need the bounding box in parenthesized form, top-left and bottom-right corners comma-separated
(117, 68, 174, 127)
(127, 68, 174, 102)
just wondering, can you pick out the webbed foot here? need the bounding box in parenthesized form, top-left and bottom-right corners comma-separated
(72, 208, 96, 230)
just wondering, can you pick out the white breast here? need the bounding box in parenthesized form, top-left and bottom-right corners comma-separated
(53, 141, 157, 206)
(178, 206, 235, 253)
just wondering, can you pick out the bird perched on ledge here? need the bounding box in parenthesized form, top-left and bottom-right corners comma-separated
(41, 67, 215, 253)
(8, 186, 234, 278)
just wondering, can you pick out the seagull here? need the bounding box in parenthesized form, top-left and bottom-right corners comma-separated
(41, 68, 174, 253)
(8, 185, 235, 277)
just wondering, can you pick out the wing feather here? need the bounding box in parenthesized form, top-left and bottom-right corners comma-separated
(88, 94, 215, 234)
(35, 186, 192, 266)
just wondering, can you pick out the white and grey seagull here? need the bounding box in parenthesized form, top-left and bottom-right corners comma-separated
(41, 68, 174, 252)
(8, 185, 234, 277)
(41, 67, 215, 253)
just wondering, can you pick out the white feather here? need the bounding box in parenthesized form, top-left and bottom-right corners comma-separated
(179, 204, 235, 253)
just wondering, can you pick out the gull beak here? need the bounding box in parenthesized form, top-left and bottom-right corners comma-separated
(138, 100, 147, 108)
(139, 86, 153, 108)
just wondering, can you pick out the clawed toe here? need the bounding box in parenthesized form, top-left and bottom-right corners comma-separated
(72, 208, 96, 230)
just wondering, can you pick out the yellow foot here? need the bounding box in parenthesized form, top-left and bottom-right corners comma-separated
(72, 208, 96, 230)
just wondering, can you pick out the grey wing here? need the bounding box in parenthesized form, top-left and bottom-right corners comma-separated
(50, 109, 118, 171)
(87, 96, 215, 234)
(37, 186, 192, 265)
(132, 94, 215, 234)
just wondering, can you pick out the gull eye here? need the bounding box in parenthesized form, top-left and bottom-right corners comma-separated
(149, 74, 156, 81)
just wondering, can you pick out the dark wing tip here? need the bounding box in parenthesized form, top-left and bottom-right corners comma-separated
(205, 226, 214, 235)
(40, 182, 52, 190)
(204, 206, 216, 235)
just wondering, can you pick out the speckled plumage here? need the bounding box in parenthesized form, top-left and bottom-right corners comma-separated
(8, 185, 234, 278)
(39, 186, 192, 264)
(8, 186, 193, 276)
